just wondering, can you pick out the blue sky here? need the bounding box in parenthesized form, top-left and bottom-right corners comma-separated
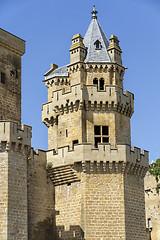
(1, 0, 160, 163)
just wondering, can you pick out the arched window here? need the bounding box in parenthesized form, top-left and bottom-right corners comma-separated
(93, 78, 105, 91)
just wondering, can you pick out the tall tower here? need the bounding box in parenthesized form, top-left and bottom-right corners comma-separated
(0, 29, 32, 240)
(42, 6, 149, 240)
(0, 28, 25, 125)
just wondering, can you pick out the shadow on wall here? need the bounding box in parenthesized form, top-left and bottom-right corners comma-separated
(146, 228, 152, 240)
(31, 216, 85, 240)
(56, 225, 85, 240)
(31, 216, 55, 240)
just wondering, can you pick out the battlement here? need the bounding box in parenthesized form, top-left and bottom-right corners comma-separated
(42, 84, 134, 125)
(0, 121, 31, 153)
(46, 143, 148, 170)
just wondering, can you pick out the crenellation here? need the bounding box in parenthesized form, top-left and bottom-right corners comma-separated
(0, 121, 31, 147)
(42, 84, 134, 128)
(46, 143, 148, 170)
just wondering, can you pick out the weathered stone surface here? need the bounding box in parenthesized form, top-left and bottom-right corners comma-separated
(145, 172, 160, 240)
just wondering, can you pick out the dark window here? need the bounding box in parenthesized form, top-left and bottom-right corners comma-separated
(94, 40, 102, 50)
(93, 78, 98, 86)
(72, 140, 78, 148)
(93, 78, 105, 91)
(15, 70, 18, 79)
(100, 78, 104, 90)
(66, 129, 68, 137)
(94, 125, 109, 148)
(94, 125, 100, 135)
(95, 137, 101, 148)
(103, 137, 109, 143)
(1, 72, 5, 84)
(102, 126, 108, 135)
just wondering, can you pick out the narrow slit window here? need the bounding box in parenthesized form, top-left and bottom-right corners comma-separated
(66, 129, 68, 137)
(93, 78, 98, 87)
(100, 78, 104, 90)
(148, 218, 152, 229)
(1, 72, 5, 84)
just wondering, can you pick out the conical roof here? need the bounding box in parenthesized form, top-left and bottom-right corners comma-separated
(83, 6, 111, 63)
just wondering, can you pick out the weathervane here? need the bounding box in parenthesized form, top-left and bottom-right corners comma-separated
(91, 5, 98, 19)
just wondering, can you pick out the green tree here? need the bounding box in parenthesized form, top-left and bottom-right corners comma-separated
(149, 158, 160, 194)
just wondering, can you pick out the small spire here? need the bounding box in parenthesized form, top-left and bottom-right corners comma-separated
(91, 5, 98, 19)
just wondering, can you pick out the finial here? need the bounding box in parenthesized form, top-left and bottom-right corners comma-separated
(91, 5, 98, 19)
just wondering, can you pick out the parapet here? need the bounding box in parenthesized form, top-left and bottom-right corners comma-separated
(0, 28, 25, 55)
(42, 84, 134, 126)
(47, 143, 148, 168)
(0, 121, 31, 153)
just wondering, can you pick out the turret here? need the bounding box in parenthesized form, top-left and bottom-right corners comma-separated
(42, 6, 149, 240)
(108, 35, 122, 65)
(69, 34, 86, 64)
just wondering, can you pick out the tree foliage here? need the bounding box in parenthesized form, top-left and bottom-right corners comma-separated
(149, 158, 160, 193)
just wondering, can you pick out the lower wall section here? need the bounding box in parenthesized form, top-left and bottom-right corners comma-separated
(55, 181, 85, 240)
(144, 172, 160, 240)
(27, 150, 55, 240)
(55, 173, 126, 240)
(124, 174, 146, 240)
(84, 174, 126, 240)
(0, 152, 9, 240)
(54, 172, 147, 240)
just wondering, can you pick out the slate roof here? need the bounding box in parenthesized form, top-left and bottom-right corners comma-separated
(83, 10, 111, 63)
(45, 65, 68, 80)
(45, 6, 111, 79)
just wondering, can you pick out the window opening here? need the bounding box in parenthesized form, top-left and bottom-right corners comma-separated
(1, 72, 5, 84)
(148, 218, 152, 229)
(66, 129, 68, 137)
(15, 70, 18, 79)
(94, 40, 102, 50)
(100, 78, 104, 90)
(93, 78, 98, 87)
(102, 126, 108, 135)
(94, 125, 100, 135)
(72, 139, 78, 149)
(95, 137, 101, 148)
(94, 125, 109, 147)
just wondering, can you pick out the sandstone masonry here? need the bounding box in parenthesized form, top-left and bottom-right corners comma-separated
(0, 6, 149, 240)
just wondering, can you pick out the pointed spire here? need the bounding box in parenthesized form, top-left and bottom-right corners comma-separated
(91, 5, 98, 19)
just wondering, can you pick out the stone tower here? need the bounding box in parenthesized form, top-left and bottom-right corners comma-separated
(42, 6, 149, 240)
(0, 29, 32, 240)
(0, 28, 25, 125)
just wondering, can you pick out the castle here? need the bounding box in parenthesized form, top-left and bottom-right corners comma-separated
(0, 6, 150, 240)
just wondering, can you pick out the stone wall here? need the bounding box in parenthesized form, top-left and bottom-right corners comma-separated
(53, 163, 148, 240)
(84, 173, 126, 239)
(0, 151, 9, 240)
(124, 174, 146, 240)
(27, 149, 55, 240)
(0, 28, 25, 125)
(0, 148, 28, 240)
(0, 122, 31, 240)
(144, 172, 160, 240)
